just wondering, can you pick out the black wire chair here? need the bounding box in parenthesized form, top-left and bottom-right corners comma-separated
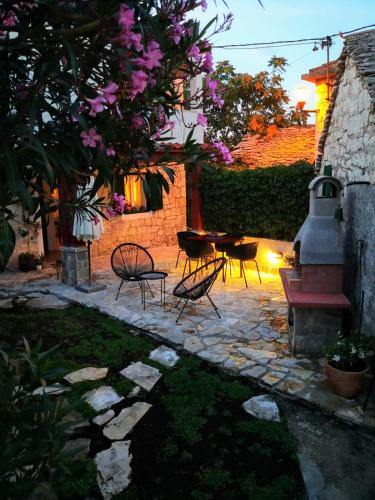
(111, 243, 154, 301)
(173, 257, 225, 323)
(182, 239, 215, 277)
(226, 242, 261, 287)
(176, 230, 198, 268)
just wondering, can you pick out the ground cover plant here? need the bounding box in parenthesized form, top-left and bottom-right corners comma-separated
(0, 305, 303, 499)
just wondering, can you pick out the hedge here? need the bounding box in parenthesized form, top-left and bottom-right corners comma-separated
(199, 161, 315, 241)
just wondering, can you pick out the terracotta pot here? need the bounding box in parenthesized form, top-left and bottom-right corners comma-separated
(325, 361, 368, 398)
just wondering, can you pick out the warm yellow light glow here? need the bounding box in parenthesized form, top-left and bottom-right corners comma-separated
(293, 84, 311, 109)
(267, 251, 283, 266)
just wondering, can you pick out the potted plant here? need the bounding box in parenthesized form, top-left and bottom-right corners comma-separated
(35, 253, 45, 270)
(325, 330, 374, 398)
(18, 252, 37, 272)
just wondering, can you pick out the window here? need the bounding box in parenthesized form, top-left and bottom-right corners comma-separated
(115, 173, 163, 213)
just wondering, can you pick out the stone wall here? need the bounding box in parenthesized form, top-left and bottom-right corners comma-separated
(7, 204, 44, 271)
(321, 56, 375, 183)
(321, 55, 375, 338)
(341, 184, 375, 338)
(91, 164, 187, 257)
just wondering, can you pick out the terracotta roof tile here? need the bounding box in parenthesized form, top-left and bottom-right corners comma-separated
(232, 125, 315, 168)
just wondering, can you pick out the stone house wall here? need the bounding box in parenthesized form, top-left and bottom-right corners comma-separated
(91, 163, 187, 257)
(322, 57, 375, 183)
(321, 55, 375, 337)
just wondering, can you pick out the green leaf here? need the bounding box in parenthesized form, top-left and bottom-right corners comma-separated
(0, 219, 16, 271)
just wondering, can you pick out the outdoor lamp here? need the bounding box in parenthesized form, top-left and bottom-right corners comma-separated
(294, 84, 311, 110)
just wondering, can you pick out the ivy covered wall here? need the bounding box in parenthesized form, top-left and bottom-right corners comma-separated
(199, 161, 315, 241)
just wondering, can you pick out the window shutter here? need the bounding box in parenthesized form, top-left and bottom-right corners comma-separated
(145, 173, 163, 211)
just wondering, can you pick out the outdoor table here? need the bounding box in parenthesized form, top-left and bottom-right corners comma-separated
(186, 233, 243, 282)
(186, 233, 242, 246)
(139, 271, 168, 310)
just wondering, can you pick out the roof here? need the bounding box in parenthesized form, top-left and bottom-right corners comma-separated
(232, 125, 315, 168)
(317, 29, 375, 169)
(302, 60, 337, 83)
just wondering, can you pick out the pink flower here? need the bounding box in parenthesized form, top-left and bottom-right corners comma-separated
(85, 96, 106, 115)
(168, 17, 185, 44)
(100, 81, 119, 105)
(131, 113, 144, 129)
(197, 113, 207, 127)
(106, 145, 116, 157)
(92, 216, 100, 225)
(80, 128, 102, 148)
(187, 44, 201, 63)
(108, 192, 126, 216)
(0, 10, 16, 37)
(118, 3, 134, 31)
(212, 141, 233, 165)
(133, 40, 163, 70)
(200, 0, 208, 11)
(128, 70, 148, 100)
(201, 50, 213, 74)
(206, 75, 224, 109)
(118, 30, 143, 51)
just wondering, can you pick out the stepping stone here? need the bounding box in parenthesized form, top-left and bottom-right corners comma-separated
(93, 410, 115, 426)
(237, 347, 277, 365)
(120, 362, 162, 392)
(63, 438, 90, 460)
(83, 386, 124, 412)
(261, 371, 286, 386)
(32, 383, 70, 396)
(198, 349, 228, 364)
(103, 402, 152, 440)
(276, 376, 307, 396)
(64, 367, 109, 384)
(95, 441, 132, 500)
(149, 345, 179, 367)
(240, 365, 267, 379)
(243, 395, 280, 422)
(127, 386, 141, 398)
(184, 336, 204, 354)
(26, 295, 70, 310)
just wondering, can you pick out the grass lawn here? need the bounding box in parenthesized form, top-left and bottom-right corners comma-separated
(0, 305, 304, 499)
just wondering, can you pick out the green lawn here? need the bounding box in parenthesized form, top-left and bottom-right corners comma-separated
(0, 305, 303, 499)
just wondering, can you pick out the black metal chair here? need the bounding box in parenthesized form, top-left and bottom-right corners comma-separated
(226, 241, 261, 287)
(111, 243, 154, 301)
(183, 239, 215, 277)
(173, 257, 226, 323)
(176, 230, 198, 268)
(214, 232, 244, 257)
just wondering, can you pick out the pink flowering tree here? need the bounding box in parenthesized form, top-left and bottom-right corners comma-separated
(0, 0, 233, 267)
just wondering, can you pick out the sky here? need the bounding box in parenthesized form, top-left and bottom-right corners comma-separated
(198, 0, 375, 110)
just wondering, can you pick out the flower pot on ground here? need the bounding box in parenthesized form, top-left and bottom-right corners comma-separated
(325, 360, 368, 398)
(325, 330, 373, 398)
(18, 253, 37, 272)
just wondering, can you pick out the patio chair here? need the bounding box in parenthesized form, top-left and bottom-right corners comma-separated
(111, 243, 154, 301)
(176, 230, 198, 268)
(183, 239, 215, 277)
(214, 232, 244, 257)
(226, 241, 261, 287)
(173, 257, 225, 323)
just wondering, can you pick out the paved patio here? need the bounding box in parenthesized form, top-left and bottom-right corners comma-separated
(0, 245, 374, 430)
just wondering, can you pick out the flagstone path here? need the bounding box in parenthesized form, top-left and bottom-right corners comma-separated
(0, 253, 374, 431)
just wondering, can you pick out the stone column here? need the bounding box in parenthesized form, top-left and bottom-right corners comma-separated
(60, 246, 89, 286)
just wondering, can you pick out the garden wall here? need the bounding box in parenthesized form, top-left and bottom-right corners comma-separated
(199, 161, 315, 241)
(91, 164, 187, 257)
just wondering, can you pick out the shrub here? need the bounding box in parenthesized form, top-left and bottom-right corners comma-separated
(199, 161, 315, 241)
(0, 339, 77, 498)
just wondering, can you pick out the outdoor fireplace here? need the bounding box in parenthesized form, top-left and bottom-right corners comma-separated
(280, 176, 351, 356)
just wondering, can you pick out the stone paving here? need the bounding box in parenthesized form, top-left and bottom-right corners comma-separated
(0, 248, 374, 430)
